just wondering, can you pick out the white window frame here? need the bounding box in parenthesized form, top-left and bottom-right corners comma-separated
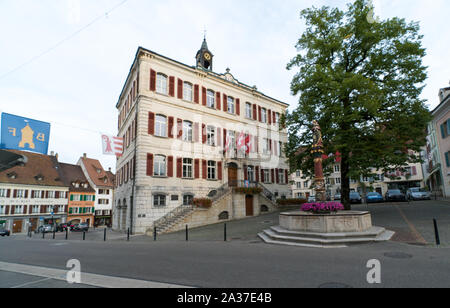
(278, 170, 285, 184)
(334, 165, 340, 173)
(245, 103, 252, 119)
(207, 161, 216, 180)
(227, 97, 235, 114)
(183, 121, 193, 142)
(154, 195, 166, 207)
(261, 108, 267, 123)
(247, 166, 255, 182)
(154, 155, 167, 177)
(155, 115, 167, 137)
(183, 158, 193, 179)
(207, 90, 215, 108)
(207, 126, 216, 146)
(156, 73, 168, 95)
(183, 82, 193, 101)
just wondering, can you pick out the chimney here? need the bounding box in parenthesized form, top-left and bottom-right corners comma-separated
(83, 153, 87, 159)
(55, 153, 58, 160)
(108, 168, 111, 172)
(50, 151, 54, 156)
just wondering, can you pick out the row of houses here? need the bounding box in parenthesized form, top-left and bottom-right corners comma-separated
(0, 150, 114, 234)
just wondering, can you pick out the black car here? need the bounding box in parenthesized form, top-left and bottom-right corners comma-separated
(0, 228, 10, 237)
(385, 189, 407, 202)
(350, 192, 362, 204)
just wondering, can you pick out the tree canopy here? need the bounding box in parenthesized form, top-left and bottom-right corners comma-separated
(286, 0, 431, 209)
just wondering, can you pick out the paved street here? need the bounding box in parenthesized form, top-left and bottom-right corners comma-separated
(0, 200, 449, 288)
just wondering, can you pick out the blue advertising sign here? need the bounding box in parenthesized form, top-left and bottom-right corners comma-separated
(0, 113, 51, 155)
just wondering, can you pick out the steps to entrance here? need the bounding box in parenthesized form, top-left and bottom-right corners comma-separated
(258, 226, 395, 249)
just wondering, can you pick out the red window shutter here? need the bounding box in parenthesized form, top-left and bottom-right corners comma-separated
(194, 85, 200, 103)
(169, 76, 175, 97)
(217, 128, 222, 147)
(148, 112, 155, 135)
(216, 92, 221, 110)
(202, 160, 207, 179)
(7, 189, 10, 198)
(168, 117, 174, 138)
(177, 119, 183, 139)
(194, 159, 200, 179)
(202, 124, 207, 144)
(25, 190, 28, 198)
(55, 191, 59, 199)
(258, 106, 262, 122)
(268, 110, 272, 124)
(194, 123, 200, 143)
(275, 169, 279, 184)
(285, 170, 289, 184)
(11, 206, 15, 215)
(177, 158, 182, 178)
(269, 139, 272, 153)
(147, 154, 154, 176)
(13, 190, 17, 198)
(256, 166, 260, 182)
(223, 129, 227, 149)
(202, 87, 207, 106)
(177, 78, 183, 99)
(236, 99, 240, 116)
(218, 162, 223, 180)
(252, 104, 257, 121)
(5, 206, 9, 215)
(168, 156, 174, 177)
(29, 205, 32, 214)
(243, 164, 248, 181)
(271, 169, 275, 183)
(150, 69, 156, 91)
(223, 94, 228, 112)
(273, 112, 276, 125)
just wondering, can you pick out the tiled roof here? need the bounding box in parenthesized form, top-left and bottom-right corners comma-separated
(0, 150, 66, 187)
(59, 163, 95, 193)
(80, 157, 114, 188)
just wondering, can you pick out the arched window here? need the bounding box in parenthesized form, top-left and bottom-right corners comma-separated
(154, 155, 166, 177)
(207, 90, 215, 108)
(219, 211, 229, 220)
(183, 121, 193, 142)
(155, 115, 167, 137)
(156, 73, 168, 94)
(183, 82, 193, 101)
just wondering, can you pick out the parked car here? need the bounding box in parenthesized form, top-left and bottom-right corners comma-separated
(307, 196, 316, 203)
(406, 187, 431, 201)
(350, 192, 362, 204)
(42, 224, 56, 233)
(0, 228, 10, 237)
(333, 193, 341, 201)
(56, 223, 69, 232)
(365, 192, 384, 203)
(385, 189, 407, 202)
(71, 223, 89, 232)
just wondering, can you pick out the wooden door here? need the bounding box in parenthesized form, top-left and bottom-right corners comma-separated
(245, 195, 254, 217)
(13, 220, 23, 233)
(228, 167, 238, 187)
(30, 218, 38, 232)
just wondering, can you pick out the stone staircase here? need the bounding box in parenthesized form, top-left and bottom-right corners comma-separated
(258, 226, 395, 249)
(150, 205, 195, 235)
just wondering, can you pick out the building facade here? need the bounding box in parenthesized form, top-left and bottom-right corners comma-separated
(59, 163, 96, 227)
(78, 154, 115, 227)
(0, 150, 68, 233)
(114, 41, 290, 234)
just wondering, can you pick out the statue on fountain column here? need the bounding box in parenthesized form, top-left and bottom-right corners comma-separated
(311, 121, 326, 202)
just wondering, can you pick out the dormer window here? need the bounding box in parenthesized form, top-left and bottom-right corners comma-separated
(75, 183, 80, 188)
(35, 174, 44, 181)
(7, 172, 17, 179)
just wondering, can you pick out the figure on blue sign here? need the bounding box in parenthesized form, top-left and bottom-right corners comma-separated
(19, 123, 36, 149)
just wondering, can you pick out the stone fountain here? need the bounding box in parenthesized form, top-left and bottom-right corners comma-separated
(258, 121, 394, 248)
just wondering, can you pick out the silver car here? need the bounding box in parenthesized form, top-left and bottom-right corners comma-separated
(406, 188, 431, 201)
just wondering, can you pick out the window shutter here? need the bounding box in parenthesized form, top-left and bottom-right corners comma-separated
(202, 160, 207, 179)
(217, 128, 221, 147)
(447, 120, 450, 136)
(29, 205, 32, 214)
(194, 85, 200, 103)
(223, 94, 228, 112)
(6, 189, 10, 198)
(223, 129, 227, 149)
(24, 190, 28, 198)
(167, 156, 173, 177)
(169, 76, 175, 97)
(258, 106, 262, 122)
(177, 78, 183, 99)
(268, 110, 272, 124)
(412, 166, 417, 176)
(13, 190, 17, 198)
(441, 124, 446, 139)
(147, 154, 154, 176)
(148, 112, 155, 135)
(252, 104, 257, 121)
(70, 194, 74, 201)
(150, 69, 156, 91)
(269, 139, 272, 154)
(194, 123, 200, 143)
(218, 162, 223, 180)
(5, 206, 9, 215)
(216, 92, 221, 110)
(243, 164, 248, 181)
(272, 169, 275, 183)
(285, 170, 289, 185)
(446, 153, 450, 168)
(177, 119, 183, 139)
(11, 205, 15, 215)
(168, 117, 174, 138)
(256, 166, 260, 182)
(202, 87, 207, 106)
(202, 124, 207, 144)
(236, 99, 240, 116)
(194, 159, 200, 179)
(273, 112, 276, 125)
(177, 158, 182, 178)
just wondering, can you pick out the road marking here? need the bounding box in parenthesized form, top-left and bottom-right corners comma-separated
(11, 277, 52, 288)
(0, 261, 193, 288)
(394, 205, 427, 245)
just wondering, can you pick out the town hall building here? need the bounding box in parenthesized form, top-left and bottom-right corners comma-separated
(113, 39, 290, 235)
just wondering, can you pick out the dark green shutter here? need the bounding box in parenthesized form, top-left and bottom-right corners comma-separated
(441, 124, 446, 139)
(70, 195, 73, 201)
(446, 152, 450, 168)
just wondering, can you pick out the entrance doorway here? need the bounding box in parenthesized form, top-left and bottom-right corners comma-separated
(12, 220, 23, 233)
(228, 163, 238, 187)
(245, 195, 254, 217)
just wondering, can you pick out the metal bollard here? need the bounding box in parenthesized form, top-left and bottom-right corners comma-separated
(42, 231, 45, 239)
(433, 219, 441, 246)
(153, 226, 157, 241)
(53, 230, 55, 240)
(65, 229, 68, 240)
(83, 231, 86, 241)
(224, 223, 227, 242)
(127, 228, 130, 241)
(186, 225, 188, 242)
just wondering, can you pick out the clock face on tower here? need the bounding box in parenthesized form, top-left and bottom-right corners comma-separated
(204, 53, 211, 61)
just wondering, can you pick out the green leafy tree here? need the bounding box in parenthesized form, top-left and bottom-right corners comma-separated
(286, 0, 430, 210)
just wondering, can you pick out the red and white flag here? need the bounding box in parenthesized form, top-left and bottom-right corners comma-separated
(102, 135, 123, 157)
(237, 132, 252, 154)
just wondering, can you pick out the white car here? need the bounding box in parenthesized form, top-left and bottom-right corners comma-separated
(406, 188, 431, 201)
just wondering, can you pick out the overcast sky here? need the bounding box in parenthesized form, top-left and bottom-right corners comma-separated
(0, 0, 449, 172)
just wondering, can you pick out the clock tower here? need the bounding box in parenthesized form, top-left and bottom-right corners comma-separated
(196, 37, 213, 71)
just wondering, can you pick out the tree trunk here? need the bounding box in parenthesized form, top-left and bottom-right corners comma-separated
(341, 155, 352, 211)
